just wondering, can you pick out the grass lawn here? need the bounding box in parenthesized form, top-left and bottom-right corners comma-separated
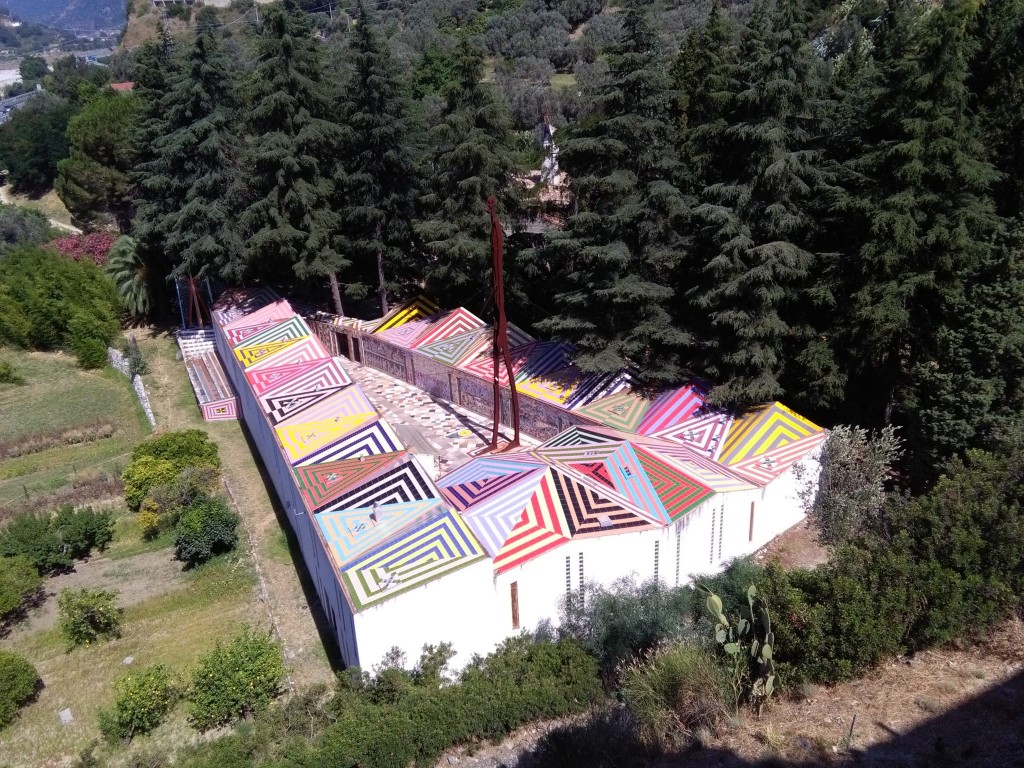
(0, 554, 259, 768)
(0, 348, 151, 510)
(0, 187, 76, 230)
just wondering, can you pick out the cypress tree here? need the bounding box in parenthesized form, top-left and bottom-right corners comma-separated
(416, 40, 521, 311)
(684, 2, 832, 407)
(538, 0, 691, 381)
(237, 5, 346, 297)
(337, 1, 421, 315)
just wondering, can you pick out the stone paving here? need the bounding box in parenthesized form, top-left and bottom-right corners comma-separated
(345, 363, 537, 475)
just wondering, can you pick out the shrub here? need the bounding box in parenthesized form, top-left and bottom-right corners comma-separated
(53, 505, 114, 559)
(0, 512, 72, 573)
(122, 336, 148, 376)
(0, 556, 42, 624)
(131, 430, 220, 473)
(0, 650, 39, 728)
(58, 588, 121, 649)
(51, 232, 117, 266)
(138, 510, 161, 540)
(143, 466, 220, 522)
(99, 665, 175, 742)
(0, 359, 23, 384)
(188, 628, 285, 730)
(0, 247, 120, 362)
(619, 643, 728, 750)
(174, 495, 240, 567)
(122, 455, 179, 512)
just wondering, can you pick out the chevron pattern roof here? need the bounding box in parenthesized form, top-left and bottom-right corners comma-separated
(415, 328, 491, 367)
(550, 470, 659, 537)
(372, 295, 440, 332)
(653, 410, 732, 459)
(728, 431, 826, 485)
(636, 385, 708, 435)
(293, 451, 408, 512)
(222, 299, 292, 331)
(226, 320, 277, 347)
(514, 341, 574, 383)
(490, 470, 571, 572)
(459, 342, 536, 385)
(246, 358, 350, 396)
(234, 337, 301, 367)
(320, 457, 436, 513)
(295, 418, 402, 466)
(233, 316, 311, 349)
(573, 390, 652, 432)
(410, 308, 485, 348)
(317, 498, 443, 568)
(375, 316, 437, 348)
(245, 336, 327, 371)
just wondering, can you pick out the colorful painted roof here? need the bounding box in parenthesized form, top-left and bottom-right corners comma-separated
(212, 286, 279, 325)
(416, 327, 491, 367)
(371, 295, 440, 333)
(410, 308, 485, 348)
(293, 451, 410, 512)
(340, 509, 486, 610)
(717, 402, 823, 466)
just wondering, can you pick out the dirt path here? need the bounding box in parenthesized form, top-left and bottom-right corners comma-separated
(8, 549, 187, 638)
(0, 184, 81, 233)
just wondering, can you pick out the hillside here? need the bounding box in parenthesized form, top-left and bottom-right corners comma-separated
(1, 0, 125, 33)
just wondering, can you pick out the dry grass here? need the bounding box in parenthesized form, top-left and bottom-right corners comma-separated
(0, 187, 76, 230)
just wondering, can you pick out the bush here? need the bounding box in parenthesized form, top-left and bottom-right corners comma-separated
(58, 588, 121, 649)
(0, 247, 120, 362)
(174, 495, 240, 567)
(122, 337, 148, 376)
(0, 359, 23, 384)
(188, 628, 285, 730)
(122, 455, 179, 512)
(0, 556, 42, 624)
(53, 505, 114, 559)
(0, 205, 51, 255)
(620, 643, 728, 750)
(131, 430, 220, 473)
(99, 665, 175, 742)
(0, 512, 72, 573)
(0, 650, 39, 728)
(138, 510, 161, 540)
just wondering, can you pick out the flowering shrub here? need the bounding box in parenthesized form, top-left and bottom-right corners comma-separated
(99, 665, 175, 742)
(51, 232, 117, 266)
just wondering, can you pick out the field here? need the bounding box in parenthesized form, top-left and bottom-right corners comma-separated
(0, 331, 331, 766)
(0, 348, 151, 516)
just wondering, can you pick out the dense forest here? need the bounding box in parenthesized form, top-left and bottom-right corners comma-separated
(2, 0, 1023, 489)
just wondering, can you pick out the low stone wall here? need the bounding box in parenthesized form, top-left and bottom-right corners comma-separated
(107, 346, 157, 428)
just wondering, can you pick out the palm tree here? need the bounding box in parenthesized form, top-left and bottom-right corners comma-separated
(105, 235, 151, 317)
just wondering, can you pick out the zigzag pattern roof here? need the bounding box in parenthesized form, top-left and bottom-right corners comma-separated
(246, 336, 327, 371)
(515, 367, 587, 406)
(212, 286, 279, 325)
(317, 497, 443, 568)
(653, 410, 732, 459)
(374, 316, 437, 348)
(247, 358, 350, 397)
(226, 320, 277, 347)
(514, 341, 574, 383)
(573, 389, 652, 432)
(295, 418, 402, 466)
(636, 385, 709, 435)
(235, 337, 301, 367)
(319, 457, 437, 513)
(293, 451, 408, 512)
(222, 298, 292, 331)
(459, 342, 536, 385)
(490, 470, 572, 573)
(233, 316, 311, 349)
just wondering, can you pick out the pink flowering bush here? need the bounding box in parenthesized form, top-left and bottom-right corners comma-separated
(51, 233, 117, 266)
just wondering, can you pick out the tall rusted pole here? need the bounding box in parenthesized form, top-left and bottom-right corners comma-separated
(486, 196, 520, 452)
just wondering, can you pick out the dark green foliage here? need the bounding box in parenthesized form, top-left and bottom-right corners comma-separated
(0, 93, 74, 195)
(316, 637, 602, 768)
(56, 90, 143, 231)
(0, 247, 120, 362)
(682, 1, 832, 407)
(0, 359, 23, 384)
(46, 55, 111, 104)
(416, 39, 522, 310)
(122, 456, 179, 513)
(99, 665, 175, 743)
(0, 512, 72, 573)
(0, 205, 51, 254)
(559, 576, 695, 682)
(539, 0, 691, 381)
(19, 55, 48, 82)
(106, 236, 152, 318)
(336, 1, 421, 314)
(0, 556, 42, 624)
(188, 628, 285, 730)
(53, 505, 114, 559)
(145, 31, 241, 280)
(235, 5, 344, 286)
(173, 494, 240, 567)
(57, 587, 121, 649)
(0, 650, 39, 728)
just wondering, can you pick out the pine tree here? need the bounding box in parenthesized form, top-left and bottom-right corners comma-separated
(236, 5, 345, 297)
(967, 0, 1024, 219)
(336, 1, 421, 315)
(842, 0, 1002, 444)
(416, 39, 521, 311)
(153, 31, 241, 279)
(684, 2, 832, 407)
(537, 0, 691, 381)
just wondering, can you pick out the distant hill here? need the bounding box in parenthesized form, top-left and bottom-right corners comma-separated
(1, 1, 125, 33)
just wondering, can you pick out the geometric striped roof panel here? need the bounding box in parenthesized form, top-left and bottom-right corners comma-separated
(459, 342, 536, 386)
(374, 316, 437, 348)
(261, 384, 351, 425)
(320, 456, 437, 513)
(636, 384, 708, 435)
(652, 409, 732, 460)
(410, 308, 485, 348)
(246, 357, 350, 397)
(234, 337, 301, 368)
(245, 336, 328, 371)
(415, 327, 491, 367)
(226, 320, 277, 347)
(341, 509, 486, 610)
(221, 298, 292, 331)
(233, 315, 311, 349)
(728, 430, 825, 486)
(371, 295, 440, 333)
(457, 469, 547, 557)
(293, 417, 403, 466)
(550, 469, 660, 538)
(718, 402, 823, 466)
(489, 469, 572, 573)
(293, 450, 409, 512)
(317, 497, 444, 570)
(213, 287, 282, 326)
(276, 384, 376, 429)
(516, 367, 587, 406)
(276, 410, 379, 464)
(514, 341, 574, 383)
(573, 389, 653, 432)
